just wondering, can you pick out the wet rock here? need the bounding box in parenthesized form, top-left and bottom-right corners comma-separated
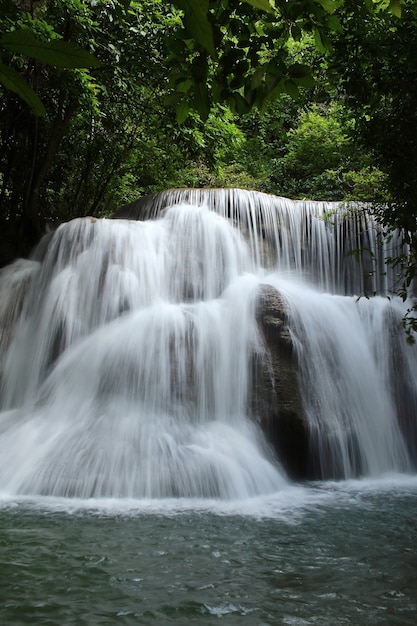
(253, 283, 309, 479)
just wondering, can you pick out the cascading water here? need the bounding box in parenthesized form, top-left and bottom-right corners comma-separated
(273, 279, 414, 478)
(0, 189, 416, 498)
(0, 206, 284, 498)
(119, 188, 407, 296)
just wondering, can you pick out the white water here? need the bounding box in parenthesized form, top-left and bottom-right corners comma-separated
(121, 189, 407, 295)
(273, 278, 414, 477)
(0, 190, 415, 498)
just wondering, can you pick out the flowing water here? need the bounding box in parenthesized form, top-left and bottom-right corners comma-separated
(0, 189, 416, 623)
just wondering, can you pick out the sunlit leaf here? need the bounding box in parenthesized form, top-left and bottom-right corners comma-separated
(316, 0, 343, 13)
(389, 0, 402, 18)
(241, 0, 274, 13)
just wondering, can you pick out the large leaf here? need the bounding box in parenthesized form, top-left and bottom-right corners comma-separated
(283, 79, 300, 100)
(289, 64, 316, 88)
(176, 100, 190, 123)
(241, 0, 274, 13)
(389, 0, 402, 18)
(231, 92, 251, 114)
(0, 29, 100, 68)
(0, 62, 45, 115)
(194, 82, 211, 120)
(313, 27, 331, 52)
(172, 0, 215, 58)
(316, 0, 343, 13)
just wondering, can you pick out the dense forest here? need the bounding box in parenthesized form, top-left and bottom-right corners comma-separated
(0, 0, 416, 329)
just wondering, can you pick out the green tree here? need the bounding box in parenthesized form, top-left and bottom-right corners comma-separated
(267, 103, 386, 201)
(0, 0, 180, 260)
(0, 0, 105, 258)
(167, 0, 341, 121)
(0, 0, 406, 269)
(330, 0, 417, 335)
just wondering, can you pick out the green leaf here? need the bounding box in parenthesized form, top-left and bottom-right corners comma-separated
(0, 29, 100, 68)
(250, 66, 265, 90)
(176, 100, 190, 123)
(389, 0, 402, 18)
(288, 63, 315, 88)
(45, 40, 101, 68)
(294, 74, 316, 88)
(284, 79, 300, 100)
(172, 0, 216, 58)
(241, 0, 274, 13)
(191, 54, 208, 82)
(194, 82, 211, 120)
(327, 15, 343, 33)
(268, 79, 285, 102)
(313, 27, 331, 52)
(316, 0, 343, 13)
(0, 62, 45, 115)
(176, 78, 193, 93)
(231, 92, 251, 114)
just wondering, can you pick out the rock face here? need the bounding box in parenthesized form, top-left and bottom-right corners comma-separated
(253, 284, 310, 479)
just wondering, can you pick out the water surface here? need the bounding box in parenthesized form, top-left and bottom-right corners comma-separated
(1, 477, 416, 625)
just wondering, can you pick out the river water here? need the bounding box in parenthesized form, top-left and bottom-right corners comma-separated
(1, 476, 416, 625)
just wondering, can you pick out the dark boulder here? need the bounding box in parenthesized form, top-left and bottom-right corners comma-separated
(253, 283, 310, 479)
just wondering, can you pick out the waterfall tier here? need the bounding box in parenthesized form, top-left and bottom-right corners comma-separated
(0, 190, 415, 498)
(118, 188, 408, 297)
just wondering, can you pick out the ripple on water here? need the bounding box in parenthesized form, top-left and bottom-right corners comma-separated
(1, 478, 417, 625)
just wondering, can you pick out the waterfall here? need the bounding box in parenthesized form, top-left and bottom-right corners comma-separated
(118, 189, 406, 296)
(0, 189, 415, 498)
